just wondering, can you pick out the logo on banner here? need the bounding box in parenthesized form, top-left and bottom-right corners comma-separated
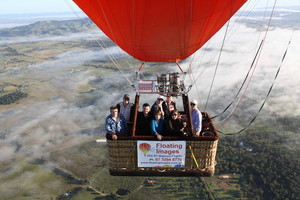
(139, 143, 151, 155)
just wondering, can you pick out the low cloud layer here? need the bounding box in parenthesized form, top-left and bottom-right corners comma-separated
(185, 22, 300, 129)
(0, 30, 105, 45)
(0, 45, 131, 164)
(1, 7, 299, 176)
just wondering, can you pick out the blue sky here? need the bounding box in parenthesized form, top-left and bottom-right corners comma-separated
(0, 0, 80, 14)
(0, 0, 300, 15)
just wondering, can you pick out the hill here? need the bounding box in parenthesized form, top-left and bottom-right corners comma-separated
(0, 18, 96, 37)
(243, 8, 300, 30)
(0, 8, 299, 200)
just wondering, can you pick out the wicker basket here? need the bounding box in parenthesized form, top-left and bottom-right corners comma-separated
(107, 96, 218, 176)
(107, 137, 218, 176)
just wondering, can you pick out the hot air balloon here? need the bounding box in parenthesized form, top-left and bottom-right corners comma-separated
(73, 0, 247, 62)
(139, 143, 151, 155)
(73, 0, 247, 176)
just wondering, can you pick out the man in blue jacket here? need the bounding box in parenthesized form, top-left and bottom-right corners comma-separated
(106, 106, 127, 140)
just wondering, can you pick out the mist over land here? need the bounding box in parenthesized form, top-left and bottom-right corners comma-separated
(0, 6, 299, 199)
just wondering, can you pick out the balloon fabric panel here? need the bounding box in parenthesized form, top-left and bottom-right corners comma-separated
(73, 0, 247, 62)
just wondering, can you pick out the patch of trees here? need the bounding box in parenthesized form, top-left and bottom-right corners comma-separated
(1, 47, 23, 56)
(0, 91, 28, 105)
(216, 117, 300, 200)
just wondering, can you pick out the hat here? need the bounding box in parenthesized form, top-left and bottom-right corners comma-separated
(157, 95, 164, 100)
(123, 94, 130, 99)
(190, 99, 198, 105)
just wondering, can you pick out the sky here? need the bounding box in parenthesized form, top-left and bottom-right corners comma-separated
(0, 0, 300, 15)
(0, 0, 80, 14)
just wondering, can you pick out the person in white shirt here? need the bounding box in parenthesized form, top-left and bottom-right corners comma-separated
(190, 99, 202, 137)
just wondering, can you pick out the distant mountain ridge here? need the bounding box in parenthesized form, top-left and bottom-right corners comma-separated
(240, 6, 300, 30)
(1, 7, 299, 37)
(0, 18, 96, 37)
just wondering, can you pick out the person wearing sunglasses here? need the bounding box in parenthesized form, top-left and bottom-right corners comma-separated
(116, 94, 134, 122)
(150, 95, 165, 118)
(165, 109, 186, 136)
(190, 99, 202, 137)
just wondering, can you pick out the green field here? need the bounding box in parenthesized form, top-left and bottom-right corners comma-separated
(0, 139, 249, 200)
(1, 19, 299, 200)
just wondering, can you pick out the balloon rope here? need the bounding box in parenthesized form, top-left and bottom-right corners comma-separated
(64, 0, 135, 89)
(214, 0, 277, 125)
(96, 0, 136, 72)
(204, 19, 231, 111)
(190, 0, 259, 88)
(218, 37, 291, 135)
(211, 40, 264, 119)
(189, 146, 199, 168)
(188, 63, 205, 109)
(204, 0, 245, 112)
(212, 0, 271, 120)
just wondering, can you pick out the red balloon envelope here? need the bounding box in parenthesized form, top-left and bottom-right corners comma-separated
(73, 0, 247, 62)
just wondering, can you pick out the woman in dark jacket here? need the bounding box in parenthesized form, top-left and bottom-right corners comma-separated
(165, 110, 186, 136)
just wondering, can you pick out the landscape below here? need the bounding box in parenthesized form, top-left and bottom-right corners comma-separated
(0, 18, 299, 200)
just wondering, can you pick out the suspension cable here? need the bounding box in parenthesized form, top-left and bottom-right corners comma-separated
(214, 40, 263, 124)
(218, 37, 291, 135)
(95, 0, 136, 72)
(213, 0, 276, 124)
(188, 1, 256, 110)
(190, 0, 260, 89)
(211, 39, 264, 119)
(64, 0, 135, 88)
(189, 0, 270, 119)
(95, 0, 137, 78)
(204, 19, 231, 111)
(211, 0, 270, 120)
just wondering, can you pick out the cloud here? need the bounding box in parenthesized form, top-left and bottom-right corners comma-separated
(0, 10, 299, 183)
(0, 30, 105, 45)
(181, 22, 300, 130)
(0, 45, 133, 164)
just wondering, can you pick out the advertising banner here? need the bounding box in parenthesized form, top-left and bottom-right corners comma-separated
(137, 141, 186, 167)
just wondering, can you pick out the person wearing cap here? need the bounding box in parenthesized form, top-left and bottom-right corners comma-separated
(105, 106, 127, 140)
(150, 95, 165, 118)
(116, 94, 134, 122)
(162, 95, 176, 119)
(190, 99, 202, 136)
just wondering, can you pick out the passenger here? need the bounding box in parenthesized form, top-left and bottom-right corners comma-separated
(190, 99, 202, 137)
(162, 95, 176, 119)
(136, 103, 153, 136)
(116, 94, 134, 122)
(150, 110, 164, 140)
(105, 106, 127, 140)
(150, 95, 165, 118)
(165, 110, 186, 136)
